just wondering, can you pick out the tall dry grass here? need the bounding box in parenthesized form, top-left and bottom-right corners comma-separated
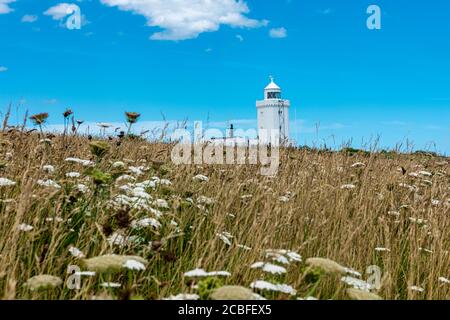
(0, 128, 448, 300)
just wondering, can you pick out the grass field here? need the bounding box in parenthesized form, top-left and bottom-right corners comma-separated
(0, 125, 448, 300)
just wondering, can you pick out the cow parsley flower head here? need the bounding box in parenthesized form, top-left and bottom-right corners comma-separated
(250, 262, 287, 275)
(193, 174, 209, 182)
(43, 165, 55, 173)
(18, 223, 33, 232)
(123, 259, 146, 271)
(0, 178, 16, 187)
(37, 179, 61, 189)
(250, 280, 296, 295)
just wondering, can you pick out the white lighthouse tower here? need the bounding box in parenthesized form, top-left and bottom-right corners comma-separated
(256, 76, 290, 145)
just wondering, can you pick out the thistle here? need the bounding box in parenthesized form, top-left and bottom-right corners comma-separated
(125, 112, 141, 135)
(29, 112, 48, 136)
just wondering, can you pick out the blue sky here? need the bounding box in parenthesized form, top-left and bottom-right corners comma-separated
(0, 0, 449, 153)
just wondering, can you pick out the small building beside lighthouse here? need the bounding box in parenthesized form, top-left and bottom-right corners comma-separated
(256, 76, 290, 145)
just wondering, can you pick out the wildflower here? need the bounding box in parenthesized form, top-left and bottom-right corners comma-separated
(346, 288, 382, 300)
(399, 183, 419, 192)
(82, 255, 147, 273)
(37, 179, 61, 189)
(125, 112, 141, 131)
(408, 172, 419, 178)
(250, 280, 296, 295)
(408, 286, 424, 293)
(18, 223, 33, 232)
(65, 157, 94, 166)
(116, 174, 136, 183)
(68, 246, 85, 258)
(74, 271, 95, 276)
(388, 211, 400, 217)
(341, 276, 374, 292)
(341, 184, 356, 190)
(210, 286, 258, 300)
(237, 244, 252, 251)
(43, 165, 55, 173)
(278, 196, 289, 203)
(76, 184, 89, 194)
(409, 217, 428, 224)
(438, 277, 450, 284)
(66, 172, 81, 178)
(250, 262, 287, 275)
(154, 199, 169, 209)
(29, 112, 49, 125)
(107, 232, 133, 247)
(25, 275, 62, 291)
(123, 259, 146, 271)
(193, 174, 209, 182)
(100, 282, 121, 288)
(183, 268, 230, 278)
(128, 166, 145, 176)
(131, 217, 161, 230)
(431, 199, 440, 206)
(197, 196, 215, 205)
(164, 294, 199, 300)
(0, 177, 16, 187)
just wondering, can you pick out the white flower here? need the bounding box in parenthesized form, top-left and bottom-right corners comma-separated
(197, 196, 215, 205)
(123, 259, 146, 271)
(164, 294, 200, 300)
(250, 280, 296, 295)
(409, 285, 424, 293)
(341, 276, 374, 292)
(388, 211, 400, 217)
(107, 232, 133, 248)
(159, 179, 172, 186)
(128, 166, 145, 176)
(76, 184, 89, 194)
(116, 175, 136, 183)
(68, 246, 85, 258)
(0, 178, 16, 187)
(184, 268, 209, 277)
(18, 223, 33, 232)
(183, 268, 230, 278)
(438, 277, 450, 284)
(278, 196, 289, 203)
(154, 199, 169, 209)
(251, 262, 287, 275)
(193, 174, 209, 182)
(237, 244, 252, 251)
(399, 183, 419, 192)
(131, 187, 152, 200)
(100, 282, 121, 288)
(43, 165, 55, 173)
(65, 157, 94, 166)
(74, 271, 96, 277)
(66, 172, 81, 178)
(97, 122, 112, 128)
(131, 217, 161, 229)
(431, 199, 440, 206)
(135, 179, 157, 189)
(341, 184, 356, 190)
(409, 217, 427, 224)
(37, 179, 61, 189)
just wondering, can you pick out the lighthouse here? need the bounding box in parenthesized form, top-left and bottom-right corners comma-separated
(256, 76, 290, 145)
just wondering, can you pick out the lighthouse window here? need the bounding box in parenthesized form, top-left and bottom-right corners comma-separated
(267, 92, 281, 99)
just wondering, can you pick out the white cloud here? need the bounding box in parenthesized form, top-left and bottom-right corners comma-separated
(236, 34, 244, 42)
(0, 0, 15, 14)
(269, 27, 287, 39)
(44, 3, 78, 20)
(21, 14, 38, 23)
(99, 0, 266, 41)
(0, 66, 8, 72)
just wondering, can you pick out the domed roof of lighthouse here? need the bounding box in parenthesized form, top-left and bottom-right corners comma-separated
(265, 76, 281, 91)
